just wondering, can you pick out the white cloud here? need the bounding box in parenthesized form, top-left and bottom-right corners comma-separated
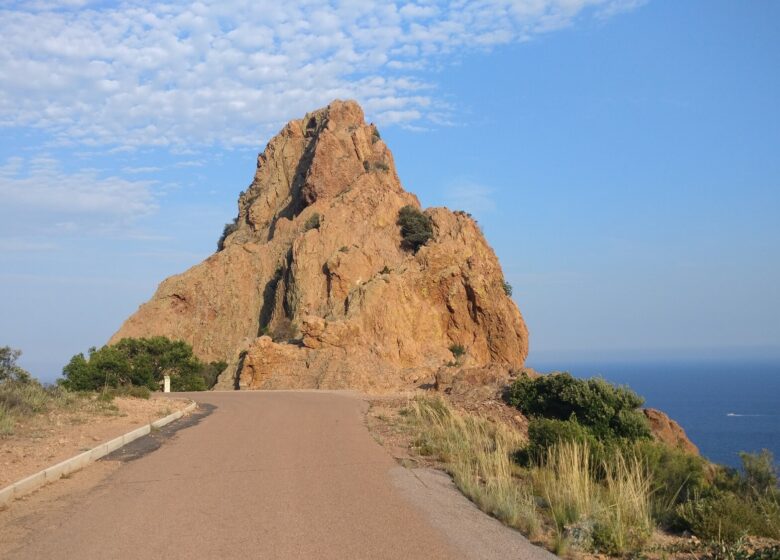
(122, 166, 162, 174)
(0, 0, 644, 149)
(0, 156, 157, 221)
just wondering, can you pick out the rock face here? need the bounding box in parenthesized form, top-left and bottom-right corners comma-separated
(643, 408, 700, 455)
(111, 100, 529, 391)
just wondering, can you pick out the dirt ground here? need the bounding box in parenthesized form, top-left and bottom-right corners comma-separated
(0, 395, 190, 488)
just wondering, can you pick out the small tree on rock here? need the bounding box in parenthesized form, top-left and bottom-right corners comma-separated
(397, 205, 433, 253)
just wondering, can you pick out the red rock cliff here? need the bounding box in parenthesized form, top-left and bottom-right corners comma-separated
(110, 100, 529, 391)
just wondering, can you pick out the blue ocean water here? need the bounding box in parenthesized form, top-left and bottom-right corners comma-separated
(526, 360, 780, 468)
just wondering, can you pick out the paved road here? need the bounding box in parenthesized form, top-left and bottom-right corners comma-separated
(1, 391, 554, 560)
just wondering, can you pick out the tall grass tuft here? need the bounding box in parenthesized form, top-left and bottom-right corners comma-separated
(0, 403, 14, 435)
(532, 439, 653, 554)
(593, 450, 654, 554)
(406, 397, 541, 537)
(534, 440, 596, 529)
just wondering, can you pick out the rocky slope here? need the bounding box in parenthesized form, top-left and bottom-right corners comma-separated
(111, 100, 528, 391)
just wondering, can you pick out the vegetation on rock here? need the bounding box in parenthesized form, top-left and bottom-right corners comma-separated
(503, 281, 513, 297)
(217, 218, 239, 251)
(304, 212, 321, 231)
(397, 205, 433, 252)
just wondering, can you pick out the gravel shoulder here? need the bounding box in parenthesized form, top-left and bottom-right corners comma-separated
(0, 395, 190, 488)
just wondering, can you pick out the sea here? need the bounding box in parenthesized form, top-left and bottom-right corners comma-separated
(526, 359, 780, 469)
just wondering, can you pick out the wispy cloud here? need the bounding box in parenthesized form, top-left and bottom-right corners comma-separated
(0, 238, 58, 252)
(0, 156, 157, 221)
(0, 0, 644, 150)
(122, 166, 162, 174)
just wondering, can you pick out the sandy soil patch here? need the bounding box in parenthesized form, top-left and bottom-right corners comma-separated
(0, 396, 189, 488)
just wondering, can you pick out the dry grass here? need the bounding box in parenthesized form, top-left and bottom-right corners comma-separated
(532, 439, 653, 554)
(406, 396, 541, 537)
(596, 450, 654, 553)
(0, 382, 119, 436)
(404, 396, 655, 556)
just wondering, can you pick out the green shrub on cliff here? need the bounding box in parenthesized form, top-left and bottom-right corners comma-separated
(507, 372, 650, 441)
(217, 218, 239, 251)
(397, 205, 433, 252)
(60, 337, 223, 392)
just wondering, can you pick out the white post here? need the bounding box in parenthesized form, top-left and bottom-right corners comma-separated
(163, 375, 171, 393)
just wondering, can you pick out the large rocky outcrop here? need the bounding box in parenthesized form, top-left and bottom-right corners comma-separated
(111, 100, 529, 391)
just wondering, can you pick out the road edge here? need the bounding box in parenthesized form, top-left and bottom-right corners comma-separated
(0, 400, 197, 508)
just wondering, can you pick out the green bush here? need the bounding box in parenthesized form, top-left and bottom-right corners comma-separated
(507, 372, 650, 441)
(632, 440, 709, 525)
(0, 346, 32, 383)
(449, 344, 466, 358)
(171, 373, 207, 392)
(503, 281, 513, 297)
(674, 451, 780, 542)
(267, 318, 297, 342)
(304, 213, 321, 231)
(60, 337, 222, 392)
(522, 418, 596, 463)
(397, 205, 433, 252)
(217, 218, 239, 251)
(740, 449, 779, 497)
(676, 490, 778, 543)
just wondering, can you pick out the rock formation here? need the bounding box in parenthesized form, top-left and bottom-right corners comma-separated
(643, 408, 700, 455)
(111, 100, 528, 391)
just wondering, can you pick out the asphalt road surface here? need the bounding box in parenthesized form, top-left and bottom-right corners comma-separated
(1, 391, 555, 559)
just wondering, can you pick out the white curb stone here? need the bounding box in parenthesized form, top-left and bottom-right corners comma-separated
(0, 400, 196, 508)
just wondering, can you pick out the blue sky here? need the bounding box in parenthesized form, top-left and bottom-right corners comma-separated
(0, 0, 778, 381)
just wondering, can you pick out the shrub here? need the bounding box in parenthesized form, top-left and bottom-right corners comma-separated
(60, 337, 220, 392)
(217, 218, 239, 251)
(523, 418, 596, 463)
(304, 213, 321, 231)
(171, 373, 207, 392)
(363, 160, 390, 172)
(269, 318, 297, 342)
(676, 490, 777, 543)
(503, 281, 513, 297)
(397, 205, 433, 252)
(380, 266, 391, 274)
(632, 440, 709, 525)
(507, 372, 650, 441)
(740, 449, 778, 497)
(449, 344, 466, 359)
(198, 360, 227, 389)
(0, 346, 32, 383)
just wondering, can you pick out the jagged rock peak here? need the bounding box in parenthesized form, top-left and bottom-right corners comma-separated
(221, 99, 399, 250)
(111, 100, 529, 392)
